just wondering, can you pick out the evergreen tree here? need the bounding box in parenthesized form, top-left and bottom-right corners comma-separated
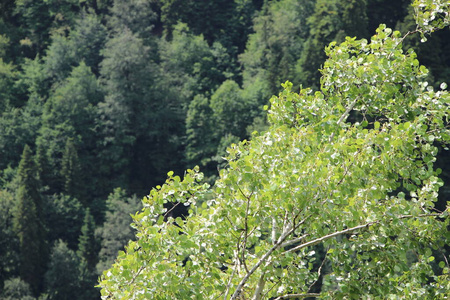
(97, 28, 168, 192)
(77, 208, 100, 300)
(1, 277, 35, 300)
(70, 10, 107, 75)
(36, 62, 101, 196)
(107, 0, 157, 39)
(96, 188, 142, 273)
(44, 240, 81, 300)
(45, 194, 84, 250)
(12, 145, 47, 296)
(0, 189, 19, 289)
(60, 139, 82, 201)
(34, 142, 51, 193)
(77, 208, 98, 271)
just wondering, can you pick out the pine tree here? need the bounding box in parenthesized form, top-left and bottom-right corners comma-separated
(44, 240, 81, 300)
(13, 145, 47, 296)
(61, 139, 82, 201)
(77, 208, 100, 299)
(77, 208, 98, 271)
(35, 142, 51, 193)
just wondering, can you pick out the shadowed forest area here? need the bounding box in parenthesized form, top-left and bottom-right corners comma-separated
(0, 0, 449, 299)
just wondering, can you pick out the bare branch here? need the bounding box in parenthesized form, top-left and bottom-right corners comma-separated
(274, 293, 321, 299)
(284, 222, 375, 254)
(285, 212, 444, 254)
(230, 228, 295, 300)
(224, 250, 240, 300)
(280, 234, 309, 248)
(251, 272, 266, 300)
(329, 97, 360, 142)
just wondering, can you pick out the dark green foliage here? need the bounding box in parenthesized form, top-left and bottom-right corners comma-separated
(0, 1, 448, 298)
(45, 194, 84, 250)
(160, 0, 257, 53)
(186, 80, 260, 177)
(0, 108, 37, 171)
(77, 208, 99, 271)
(240, 0, 315, 96)
(77, 209, 100, 300)
(36, 62, 101, 195)
(96, 29, 150, 192)
(70, 11, 107, 75)
(44, 240, 81, 300)
(14, 0, 53, 55)
(0, 190, 19, 288)
(34, 141, 51, 192)
(61, 139, 82, 200)
(107, 0, 156, 39)
(297, 0, 369, 88)
(96, 188, 142, 273)
(13, 145, 47, 296)
(1, 277, 35, 300)
(0, 54, 17, 110)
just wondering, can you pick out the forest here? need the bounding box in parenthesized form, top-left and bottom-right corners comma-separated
(0, 0, 449, 299)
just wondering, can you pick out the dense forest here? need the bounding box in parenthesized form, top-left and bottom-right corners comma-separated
(0, 0, 448, 299)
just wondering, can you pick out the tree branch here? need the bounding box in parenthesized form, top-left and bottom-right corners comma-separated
(329, 97, 360, 142)
(230, 214, 309, 299)
(284, 222, 374, 254)
(230, 228, 295, 300)
(251, 272, 266, 300)
(274, 293, 321, 299)
(284, 212, 445, 254)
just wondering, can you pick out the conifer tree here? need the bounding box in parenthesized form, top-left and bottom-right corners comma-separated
(77, 208, 100, 299)
(61, 139, 82, 202)
(44, 240, 81, 300)
(35, 142, 51, 193)
(77, 208, 98, 271)
(13, 145, 47, 296)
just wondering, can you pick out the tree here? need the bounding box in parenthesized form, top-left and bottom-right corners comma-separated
(0, 189, 19, 288)
(1, 277, 35, 300)
(96, 28, 153, 192)
(77, 209, 100, 300)
(159, 0, 257, 53)
(240, 0, 315, 98)
(13, 145, 47, 296)
(45, 194, 84, 250)
(60, 139, 82, 200)
(36, 62, 101, 195)
(77, 208, 98, 270)
(296, 0, 369, 89)
(96, 188, 142, 273)
(107, 0, 156, 39)
(44, 240, 81, 300)
(99, 1, 450, 298)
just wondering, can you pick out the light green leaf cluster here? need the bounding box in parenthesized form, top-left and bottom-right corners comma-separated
(412, 0, 450, 34)
(99, 2, 450, 299)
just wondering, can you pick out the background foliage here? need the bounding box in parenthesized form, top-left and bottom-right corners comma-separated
(0, 0, 449, 298)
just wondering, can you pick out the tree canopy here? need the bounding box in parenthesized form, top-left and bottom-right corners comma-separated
(99, 0, 450, 298)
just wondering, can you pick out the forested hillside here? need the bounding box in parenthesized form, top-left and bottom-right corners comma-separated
(0, 0, 448, 299)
